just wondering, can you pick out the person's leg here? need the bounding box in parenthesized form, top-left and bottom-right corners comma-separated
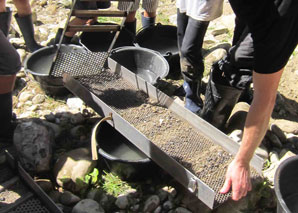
(13, 0, 42, 52)
(200, 28, 254, 131)
(141, 0, 158, 28)
(118, 0, 139, 35)
(0, 6, 11, 37)
(179, 16, 209, 113)
(0, 31, 21, 143)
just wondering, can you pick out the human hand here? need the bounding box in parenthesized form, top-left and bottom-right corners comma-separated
(220, 159, 252, 201)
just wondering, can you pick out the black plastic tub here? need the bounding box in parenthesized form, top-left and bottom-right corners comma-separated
(274, 155, 298, 213)
(24, 45, 87, 96)
(109, 46, 169, 85)
(134, 24, 180, 76)
(93, 121, 154, 181)
(80, 23, 135, 52)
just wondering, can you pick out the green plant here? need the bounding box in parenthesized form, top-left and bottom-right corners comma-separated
(101, 171, 131, 196)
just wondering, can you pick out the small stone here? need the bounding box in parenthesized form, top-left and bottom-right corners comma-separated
(19, 91, 34, 102)
(72, 199, 105, 213)
(32, 94, 45, 104)
(115, 194, 129, 209)
(211, 27, 229, 36)
(60, 190, 81, 206)
(269, 151, 279, 164)
(143, 195, 160, 212)
(174, 207, 192, 213)
(44, 113, 56, 122)
(266, 130, 283, 148)
(67, 97, 84, 110)
(163, 200, 175, 211)
(270, 124, 287, 143)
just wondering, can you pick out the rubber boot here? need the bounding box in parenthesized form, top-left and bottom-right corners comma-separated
(0, 7, 12, 37)
(200, 68, 242, 131)
(123, 19, 137, 36)
(183, 80, 203, 114)
(14, 13, 43, 52)
(47, 28, 73, 46)
(0, 92, 14, 144)
(141, 12, 155, 29)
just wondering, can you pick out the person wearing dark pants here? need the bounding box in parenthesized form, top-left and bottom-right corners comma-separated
(0, 6, 21, 145)
(200, 0, 298, 201)
(49, 0, 111, 45)
(176, 0, 224, 114)
(0, 0, 42, 52)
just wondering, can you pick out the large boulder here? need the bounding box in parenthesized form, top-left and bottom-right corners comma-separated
(14, 119, 54, 173)
(53, 148, 97, 193)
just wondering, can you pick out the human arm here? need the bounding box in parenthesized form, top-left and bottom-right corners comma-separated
(220, 69, 284, 200)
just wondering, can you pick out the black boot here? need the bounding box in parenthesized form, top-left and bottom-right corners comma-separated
(200, 67, 242, 131)
(47, 28, 74, 46)
(0, 92, 14, 144)
(15, 13, 43, 52)
(141, 12, 155, 29)
(123, 19, 137, 36)
(0, 7, 12, 37)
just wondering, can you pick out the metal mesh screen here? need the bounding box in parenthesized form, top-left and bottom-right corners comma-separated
(8, 197, 50, 213)
(50, 51, 109, 77)
(76, 69, 260, 207)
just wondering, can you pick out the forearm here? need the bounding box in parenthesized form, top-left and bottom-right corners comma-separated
(235, 70, 283, 165)
(235, 95, 274, 164)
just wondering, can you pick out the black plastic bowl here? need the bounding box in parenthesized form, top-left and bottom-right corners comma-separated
(24, 45, 87, 96)
(80, 22, 135, 52)
(274, 155, 298, 213)
(94, 121, 153, 181)
(109, 46, 169, 85)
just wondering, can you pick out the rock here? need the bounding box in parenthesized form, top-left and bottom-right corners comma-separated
(272, 119, 298, 134)
(153, 206, 162, 213)
(211, 27, 229, 36)
(143, 195, 160, 212)
(32, 94, 45, 104)
(72, 199, 105, 213)
(13, 119, 53, 173)
(255, 145, 269, 160)
(17, 48, 27, 62)
(70, 125, 86, 139)
(35, 179, 53, 193)
(157, 187, 170, 202)
(60, 190, 81, 206)
(86, 188, 102, 202)
(115, 194, 129, 209)
(279, 149, 295, 159)
(53, 148, 97, 192)
(226, 102, 250, 133)
(48, 190, 62, 203)
(204, 48, 227, 69)
(67, 97, 84, 110)
(266, 130, 283, 148)
(270, 124, 287, 144)
(228, 130, 243, 143)
(44, 113, 56, 122)
(42, 120, 62, 138)
(19, 91, 34, 102)
(287, 133, 298, 149)
(174, 207, 192, 213)
(70, 113, 85, 125)
(269, 151, 279, 164)
(163, 200, 175, 211)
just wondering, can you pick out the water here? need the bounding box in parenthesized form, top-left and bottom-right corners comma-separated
(30, 53, 55, 75)
(135, 68, 158, 84)
(107, 142, 147, 162)
(284, 193, 298, 212)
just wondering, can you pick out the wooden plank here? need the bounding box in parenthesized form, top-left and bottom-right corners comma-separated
(73, 10, 126, 17)
(67, 24, 120, 32)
